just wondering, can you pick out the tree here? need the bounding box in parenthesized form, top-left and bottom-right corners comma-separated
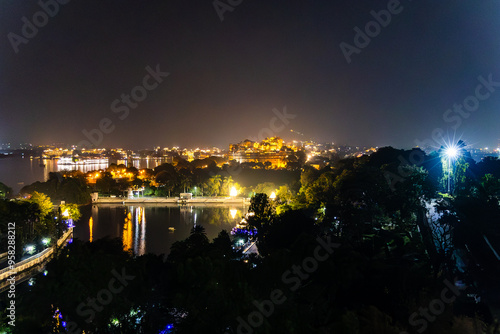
(204, 175, 222, 196)
(60, 203, 81, 221)
(275, 185, 295, 214)
(429, 211, 457, 273)
(299, 166, 318, 192)
(173, 155, 190, 169)
(247, 193, 275, 236)
(19, 174, 90, 205)
(95, 172, 118, 195)
(304, 171, 336, 208)
(258, 209, 316, 256)
(480, 174, 500, 197)
(189, 225, 209, 247)
(168, 225, 210, 262)
(453, 156, 471, 196)
(0, 182, 12, 199)
(211, 230, 233, 258)
(16, 238, 172, 333)
(0, 199, 40, 258)
(28, 191, 53, 218)
(155, 169, 178, 195)
(251, 182, 276, 196)
(276, 185, 293, 204)
(126, 166, 139, 178)
(220, 176, 234, 196)
(295, 150, 307, 165)
(391, 166, 435, 230)
(475, 156, 500, 178)
(178, 168, 192, 193)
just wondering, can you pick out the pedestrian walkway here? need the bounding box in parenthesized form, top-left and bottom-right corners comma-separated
(0, 228, 73, 293)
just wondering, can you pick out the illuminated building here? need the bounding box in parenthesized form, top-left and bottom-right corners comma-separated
(229, 137, 289, 168)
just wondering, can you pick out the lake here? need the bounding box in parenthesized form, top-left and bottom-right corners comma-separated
(0, 157, 250, 255)
(0, 156, 172, 193)
(74, 203, 249, 256)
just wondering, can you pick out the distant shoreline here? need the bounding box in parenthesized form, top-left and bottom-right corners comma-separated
(95, 197, 250, 205)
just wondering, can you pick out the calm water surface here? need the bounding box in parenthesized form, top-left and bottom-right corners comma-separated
(74, 204, 248, 256)
(0, 158, 249, 255)
(0, 156, 172, 193)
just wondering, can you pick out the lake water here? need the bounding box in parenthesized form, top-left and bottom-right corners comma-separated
(0, 157, 48, 193)
(0, 156, 171, 193)
(74, 203, 249, 256)
(0, 158, 250, 255)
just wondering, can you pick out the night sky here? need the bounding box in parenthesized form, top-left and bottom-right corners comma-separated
(1, 0, 499, 150)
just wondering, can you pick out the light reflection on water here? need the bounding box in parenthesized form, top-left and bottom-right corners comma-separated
(77, 204, 247, 256)
(89, 217, 93, 242)
(0, 156, 175, 193)
(54, 157, 172, 174)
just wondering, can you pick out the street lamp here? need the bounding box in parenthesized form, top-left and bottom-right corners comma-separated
(25, 245, 36, 255)
(445, 146, 459, 160)
(444, 144, 460, 193)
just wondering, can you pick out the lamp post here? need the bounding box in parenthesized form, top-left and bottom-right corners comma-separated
(444, 145, 459, 194)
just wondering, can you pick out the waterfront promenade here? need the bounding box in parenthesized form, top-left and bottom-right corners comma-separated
(0, 228, 74, 293)
(95, 196, 250, 205)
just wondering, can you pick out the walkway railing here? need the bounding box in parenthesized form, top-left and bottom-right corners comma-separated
(96, 196, 251, 204)
(0, 228, 73, 283)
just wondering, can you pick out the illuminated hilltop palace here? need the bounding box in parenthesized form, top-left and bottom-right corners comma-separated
(229, 137, 291, 168)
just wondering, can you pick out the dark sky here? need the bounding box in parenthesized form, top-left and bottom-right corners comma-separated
(1, 0, 499, 150)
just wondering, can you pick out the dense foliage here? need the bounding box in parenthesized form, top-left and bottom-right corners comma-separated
(3, 146, 500, 333)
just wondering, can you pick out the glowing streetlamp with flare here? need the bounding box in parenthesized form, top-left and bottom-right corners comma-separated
(443, 144, 461, 194)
